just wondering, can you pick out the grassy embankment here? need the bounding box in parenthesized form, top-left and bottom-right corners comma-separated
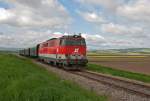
(87, 64, 150, 83)
(0, 53, 107, 101)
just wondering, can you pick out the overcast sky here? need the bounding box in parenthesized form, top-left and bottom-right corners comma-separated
(0, 0, 149, 50)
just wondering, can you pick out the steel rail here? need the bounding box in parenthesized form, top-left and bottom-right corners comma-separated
(71, 70, 150, 97)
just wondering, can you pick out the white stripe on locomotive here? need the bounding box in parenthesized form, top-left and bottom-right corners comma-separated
(39, 54, 85, 60)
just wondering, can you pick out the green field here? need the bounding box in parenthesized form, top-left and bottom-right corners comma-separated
(0, 53, 107, 101)
(87, 64, 150, 83)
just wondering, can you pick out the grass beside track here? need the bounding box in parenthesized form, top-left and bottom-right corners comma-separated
(87, 64, 150, 83)
(0, 53, 107, 101)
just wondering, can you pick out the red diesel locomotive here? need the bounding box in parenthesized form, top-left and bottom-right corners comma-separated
(19, 35, 88, 70)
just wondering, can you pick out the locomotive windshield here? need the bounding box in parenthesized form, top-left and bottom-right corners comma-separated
(60, 38, 86, 46)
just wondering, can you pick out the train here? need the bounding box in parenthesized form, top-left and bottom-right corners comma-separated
(19, 35, 88, 70)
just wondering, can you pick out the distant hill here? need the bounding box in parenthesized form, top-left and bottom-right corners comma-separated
(0, 47, 21, 52)
(89, 48, 150, 55)
(109, 48, 150, 53)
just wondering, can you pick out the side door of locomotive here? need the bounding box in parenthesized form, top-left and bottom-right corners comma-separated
(56, 39, 60, 60)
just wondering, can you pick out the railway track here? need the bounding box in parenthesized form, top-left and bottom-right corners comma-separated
(36, 59, 150, 98)
(70, 70, 150, 97)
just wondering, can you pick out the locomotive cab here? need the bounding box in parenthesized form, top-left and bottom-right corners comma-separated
(58, 35, 88, 67)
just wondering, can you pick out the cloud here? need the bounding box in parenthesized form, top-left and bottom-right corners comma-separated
(78, 0, 150, 23)
(0, 30, 72, 48)
(78, 11, 106, 23)
(0, 30, 51, 48)
(81, 33, 107, 49)
(0, 0, 72, 48)
(0, 8, 14, 21)
(0, 30, 108, 49)
(82, 33, 105, 41)
(0, 0, 150, 49)
(101, 23, 143, 35)
(51, 32, 64, 38)
(117, 0, 150, 22)
(76, 0, 121, 11)
(0, 0, 71, 28)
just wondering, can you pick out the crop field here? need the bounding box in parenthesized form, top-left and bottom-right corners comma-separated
(87, 53, 150, 76)
(87, 64, 150, 83)
(0, 53, 107, 101)
(88, 55, 147, 58)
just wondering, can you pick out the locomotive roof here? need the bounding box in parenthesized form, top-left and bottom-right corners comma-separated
(46, 35, 83, 42)
(46, 38, 57, 41)
(60, 35, 83, 39)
